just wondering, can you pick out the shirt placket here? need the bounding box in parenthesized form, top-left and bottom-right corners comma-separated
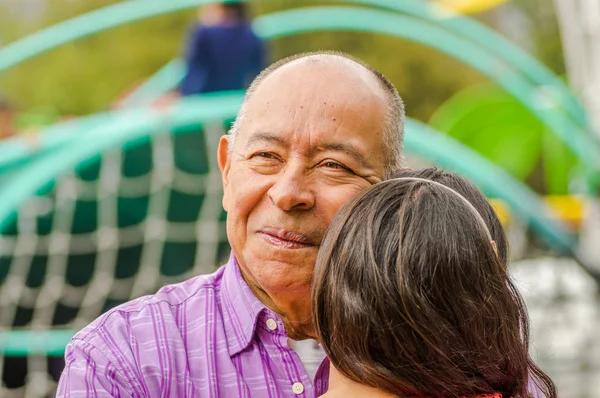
(258, 311, 315, 398)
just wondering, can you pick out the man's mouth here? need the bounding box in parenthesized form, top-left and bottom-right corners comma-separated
(257, 227, 318, 250)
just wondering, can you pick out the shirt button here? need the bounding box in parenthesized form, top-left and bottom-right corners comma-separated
(266, 318, 278, 331)
(292, 382, 304, 395)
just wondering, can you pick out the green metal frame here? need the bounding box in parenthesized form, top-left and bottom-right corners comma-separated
(1, 2, 598, 173)
(136, 0, 587, 130)
(0, 112, 111, 174)
(346, 0, 587, 127)
(0, 0, 587, 127)
(258, 7, 600, 170)
(0, 330, 75, 356)
(0, 93, 582, 355)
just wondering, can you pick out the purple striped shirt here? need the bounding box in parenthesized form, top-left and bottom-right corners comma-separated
(56, 255, 329, 397)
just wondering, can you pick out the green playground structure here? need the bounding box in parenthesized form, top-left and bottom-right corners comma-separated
(0, 0, 598, 362)
(2, 1, 599, 173)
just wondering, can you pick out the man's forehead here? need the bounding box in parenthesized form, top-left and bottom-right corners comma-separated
(233, 54, 390, 177)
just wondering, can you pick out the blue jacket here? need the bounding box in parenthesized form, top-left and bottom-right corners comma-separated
(180, 23, 265, 95)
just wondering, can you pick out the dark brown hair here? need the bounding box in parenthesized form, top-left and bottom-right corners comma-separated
(222, 2, 248, 21)
(312, 168, 556, 397)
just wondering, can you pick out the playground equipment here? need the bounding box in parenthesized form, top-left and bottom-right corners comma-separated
(429, 83, 580, 194)
(0, 1, 598, 396)
(1, 1, 599, 172)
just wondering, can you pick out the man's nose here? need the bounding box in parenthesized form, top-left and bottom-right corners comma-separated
(267, 165, 315, 212)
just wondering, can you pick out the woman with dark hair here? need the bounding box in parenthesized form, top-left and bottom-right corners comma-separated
(312, 168, 556, 398)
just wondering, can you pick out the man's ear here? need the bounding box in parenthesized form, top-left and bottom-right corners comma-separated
(218, 135, 231, 211)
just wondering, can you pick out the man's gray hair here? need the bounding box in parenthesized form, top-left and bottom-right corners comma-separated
(228, 51, 405, 178)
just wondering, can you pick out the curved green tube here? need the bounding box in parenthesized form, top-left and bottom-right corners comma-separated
(0, 112, 112, 173)
(2, 6, 599, 173)
(0, 93, 244, 233)
(405, 118, 576, 253)
(254, 8, 600, 170)
(339, 0, 588, 128)
(120, 59, 186, 107)
(0, 329, 75, 356)
(0, 0, 587, 131)
(0, 0, 211, 73)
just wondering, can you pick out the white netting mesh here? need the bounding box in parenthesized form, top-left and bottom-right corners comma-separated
(512, 257, 600, 397)
(0, 124, 230, 397)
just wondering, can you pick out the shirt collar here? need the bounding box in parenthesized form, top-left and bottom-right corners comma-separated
(221, 253, 270, 356)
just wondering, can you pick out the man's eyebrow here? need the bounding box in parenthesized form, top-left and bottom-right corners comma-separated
(245, 132, 288, 149)
(310, 142, 371, 168)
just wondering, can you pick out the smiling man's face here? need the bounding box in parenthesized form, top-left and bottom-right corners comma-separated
(218, 56, 388, 306)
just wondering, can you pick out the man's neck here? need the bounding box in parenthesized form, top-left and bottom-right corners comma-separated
(250, 283, 315, 340)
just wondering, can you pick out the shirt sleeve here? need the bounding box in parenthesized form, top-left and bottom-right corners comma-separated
(56, 338, 136, 397)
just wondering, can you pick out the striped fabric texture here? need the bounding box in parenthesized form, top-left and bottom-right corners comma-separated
(56, 255, 329, 397)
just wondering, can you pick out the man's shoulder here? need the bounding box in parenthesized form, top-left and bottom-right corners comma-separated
(73, 265, 227, 342)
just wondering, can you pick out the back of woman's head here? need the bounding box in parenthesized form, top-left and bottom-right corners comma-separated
(312, 168, 556, 397)
(393, 168, 508, 265)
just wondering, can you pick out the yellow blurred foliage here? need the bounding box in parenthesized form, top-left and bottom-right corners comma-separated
(436, 0, 509, 14)
(491, 196, 586, 230)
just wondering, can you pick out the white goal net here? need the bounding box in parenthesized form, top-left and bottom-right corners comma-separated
(0, 122, 230, 397)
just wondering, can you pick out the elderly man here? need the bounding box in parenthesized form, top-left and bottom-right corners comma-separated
(56, 51, 405, 397)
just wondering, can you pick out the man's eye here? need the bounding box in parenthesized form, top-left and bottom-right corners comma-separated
(323, 161, 348, 170)
(254, 152, 277, 159)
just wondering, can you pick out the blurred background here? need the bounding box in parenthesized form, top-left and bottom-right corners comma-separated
(0, 0, 599, 396)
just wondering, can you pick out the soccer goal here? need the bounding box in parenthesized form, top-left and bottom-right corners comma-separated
(0, 97, 238, 397)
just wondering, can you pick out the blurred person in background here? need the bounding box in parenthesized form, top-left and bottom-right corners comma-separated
(179, 1, 266, 96)
(0, 95, 16, 140)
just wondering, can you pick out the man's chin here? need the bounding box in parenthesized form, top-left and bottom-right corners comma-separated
(243, 252, 315, 285)
(258, 276, 313, 298)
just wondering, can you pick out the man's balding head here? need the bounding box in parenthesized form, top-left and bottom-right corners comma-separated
(229, 51, 405, 178)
